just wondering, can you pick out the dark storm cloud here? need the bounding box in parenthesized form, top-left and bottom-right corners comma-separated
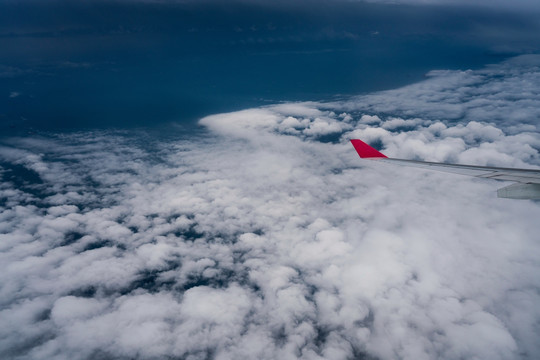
(365, 0, 540, 11)
(1, 57, 540, 359)
(1, 0, 539, 62)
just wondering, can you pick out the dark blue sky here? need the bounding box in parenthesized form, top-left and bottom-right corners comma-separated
(1, 0, 540, 132)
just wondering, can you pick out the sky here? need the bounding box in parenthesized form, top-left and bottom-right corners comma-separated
(2, 0, 540, 131)
(1, 1, 540, 360)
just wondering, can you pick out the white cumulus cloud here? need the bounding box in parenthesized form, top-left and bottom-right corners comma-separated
(1, 56, 540, 360)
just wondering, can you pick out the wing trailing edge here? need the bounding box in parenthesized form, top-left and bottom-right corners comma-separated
(350, 139, 540, 199)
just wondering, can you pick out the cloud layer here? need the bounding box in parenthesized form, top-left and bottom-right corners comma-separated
(1, 56, 540, 360)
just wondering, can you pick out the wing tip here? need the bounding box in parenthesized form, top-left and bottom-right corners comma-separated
(350, 139, 387, 158)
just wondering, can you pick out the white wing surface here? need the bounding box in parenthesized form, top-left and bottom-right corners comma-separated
(350, 139, 540, 199)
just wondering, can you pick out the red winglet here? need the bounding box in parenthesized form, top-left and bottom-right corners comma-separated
(350, 139, 387, 158)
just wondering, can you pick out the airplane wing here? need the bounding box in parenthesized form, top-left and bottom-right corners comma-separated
(350, 139, 540, 199)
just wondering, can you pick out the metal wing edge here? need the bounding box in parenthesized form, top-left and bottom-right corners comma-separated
(350, 139, 540, 199)
(378, 158, 540, 184)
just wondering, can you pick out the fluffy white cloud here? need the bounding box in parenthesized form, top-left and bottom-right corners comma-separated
(340, 55, 540, 134)
(1, 56, 540, 359)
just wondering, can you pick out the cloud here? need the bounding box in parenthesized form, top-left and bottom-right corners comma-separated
(1, 56, 540, 359)
(339, 54, 540, 134)
(0, 65, 30, 78)
(361, 0, 540, 11)
(106, 0, 540, 13)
